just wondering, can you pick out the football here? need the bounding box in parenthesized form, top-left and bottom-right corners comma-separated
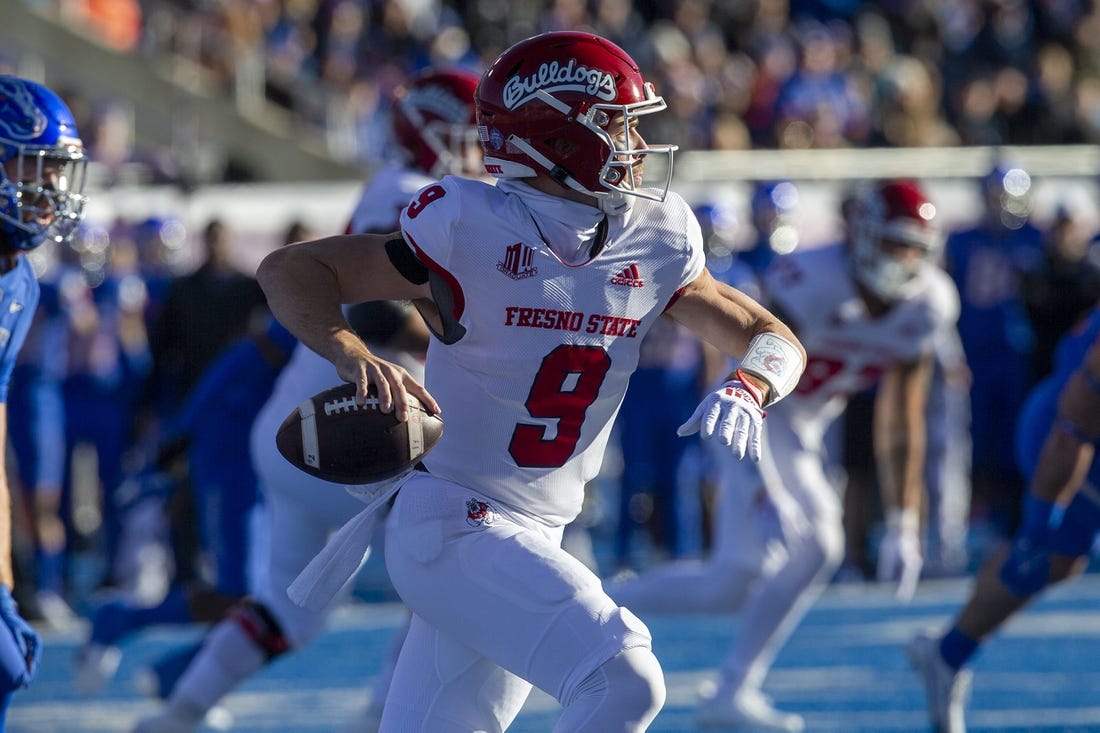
(275, 382, 443, 484)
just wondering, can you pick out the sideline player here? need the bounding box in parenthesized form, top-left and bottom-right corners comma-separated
(908, 303, 1100, 733)
(943, 164, 1043, 535)
(0, 74, 88, 727)
(256, 31, 805, 732)
(73, 313, 298, 697)
(132, 66, 482, 733)
(608, 179, 959, 731)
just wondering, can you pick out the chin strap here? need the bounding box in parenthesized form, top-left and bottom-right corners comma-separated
(599, 192, 632, 215)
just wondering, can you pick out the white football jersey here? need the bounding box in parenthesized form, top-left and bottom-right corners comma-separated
(763, 243, 960, 427)
(346, 162, 434, 235)
(399, 177, 705, 525)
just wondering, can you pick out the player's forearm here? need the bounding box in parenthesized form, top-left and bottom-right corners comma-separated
(669, 271, 805, 404)
(669, 271, 798, 355)
(873, 375, 927, 522)
(258, 247, 356, 362)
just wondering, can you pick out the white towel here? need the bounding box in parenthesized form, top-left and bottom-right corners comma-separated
(286, 474, 408, 611)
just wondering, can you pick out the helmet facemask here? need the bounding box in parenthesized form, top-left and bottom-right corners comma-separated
(0, 143, 88, 251)
(853, 238, 923, 301)
(577, 85, 675, 203)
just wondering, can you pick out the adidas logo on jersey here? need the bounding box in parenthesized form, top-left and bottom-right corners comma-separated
(610, 264, 645, 287)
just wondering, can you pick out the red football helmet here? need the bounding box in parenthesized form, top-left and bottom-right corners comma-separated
(392, 67, 481, 178)
(849, 179, 942, 301)
(474, 31, 675, 212)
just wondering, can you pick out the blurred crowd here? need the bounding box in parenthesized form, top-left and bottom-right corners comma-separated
(15, 0, 1100, 179)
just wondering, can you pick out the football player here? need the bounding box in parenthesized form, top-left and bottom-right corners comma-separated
(132, 66, 482, 733)
(0, 74, 87, 726)
(255, 31, 805, 732)
(944, 164, 1044, 537)
(908, 302, 1100, 733)
(608, 179, 960, 730)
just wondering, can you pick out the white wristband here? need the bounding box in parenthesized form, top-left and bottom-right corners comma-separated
(738, 333, 804, 406)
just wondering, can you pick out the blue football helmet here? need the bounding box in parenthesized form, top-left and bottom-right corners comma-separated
(751, 180, 800, 255)
(0, 76, 87, 251)
(981, 163, 1032, 229)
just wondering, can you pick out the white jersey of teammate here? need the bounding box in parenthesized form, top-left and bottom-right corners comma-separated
(347, 161, 434, 234)
(400, 176, 705, 525)
(608, 239, 959, 729)
(250, 163, 433, 643)
(742, 241, 960, 564)
(764, 243, 960, 431)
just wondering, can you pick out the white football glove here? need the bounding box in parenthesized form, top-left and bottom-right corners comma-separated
(877, 510, 923, 602)
(677, 371, 765, 461)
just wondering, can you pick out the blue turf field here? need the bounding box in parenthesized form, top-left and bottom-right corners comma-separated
(12, 573, 1100, 732)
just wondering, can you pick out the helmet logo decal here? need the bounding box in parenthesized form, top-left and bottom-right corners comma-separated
(478, 125, 506, 150)
(502, 60, 615, 110)
(0, 78, 48, 142)
(404, 84, 470, 123)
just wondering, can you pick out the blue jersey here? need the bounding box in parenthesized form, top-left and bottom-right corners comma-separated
(0, 257, 42, 402)
(170, 317, 296, 594)
(1015, 306, 1100, 484)
(944, 223, 1043, 358)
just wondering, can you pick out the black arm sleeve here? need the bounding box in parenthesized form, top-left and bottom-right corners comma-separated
(346, 300, 414, 344)
(385, 236, 429, 285)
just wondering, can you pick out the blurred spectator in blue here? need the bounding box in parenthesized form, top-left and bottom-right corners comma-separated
(129, 216, 187, 329)
(592, 0, 657, 70)
(60, 225, 152, 590)
(19, 0, 1100, 169)
(774, 20, 870, 148)
(742, 33, 800, 147)
(867, 51, 961, 148)
(943, 163, 1045, 536)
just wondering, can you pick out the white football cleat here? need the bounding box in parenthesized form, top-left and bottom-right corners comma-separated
(74, 643, 122, 696)
(696, 687, 805, 731)
(907, 629, 972, 733)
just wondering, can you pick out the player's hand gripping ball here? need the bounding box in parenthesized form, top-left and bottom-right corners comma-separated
(276, 383, 443, 484)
